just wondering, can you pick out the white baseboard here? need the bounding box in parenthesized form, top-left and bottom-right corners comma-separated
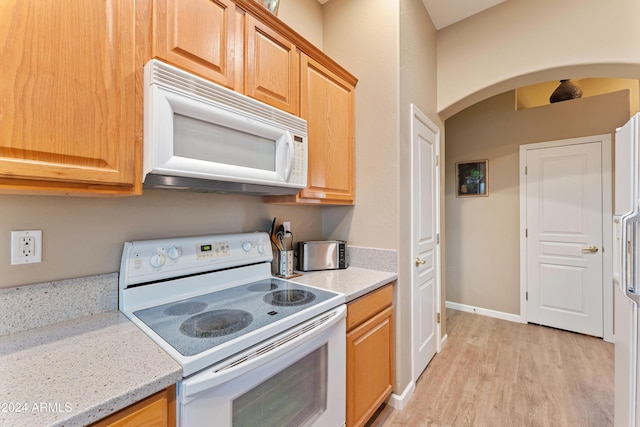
(387, 332, 448, 411)
(439, 333, 448, 352)
(445, 301, 523, 323)
(387, 380, 416, 410)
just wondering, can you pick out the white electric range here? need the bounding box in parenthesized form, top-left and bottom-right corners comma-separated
(119, 232, 347, 426)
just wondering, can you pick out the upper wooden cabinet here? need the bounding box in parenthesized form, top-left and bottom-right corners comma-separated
(265, 53, 356, 205)
(151, 0, 357, 204)
(245, 15, 300, 115)
(0, 0, 143, 195)
(153, 1, 299, 114)
(0, 0, 355, 198)
(153, 0, 239, 90)
(299, 54, 355, 203)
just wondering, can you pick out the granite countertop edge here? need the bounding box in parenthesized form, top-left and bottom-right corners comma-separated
(0, 311, 182, 427)
(291, 266, 398, 303)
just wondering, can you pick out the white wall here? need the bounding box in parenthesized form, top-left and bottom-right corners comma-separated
(321, 0, 400, 250)
(437, 0, 640, 118)
(445, 89, 631, 314)
(277, 0, 323, 48)
(398, 0, 442, 389)
(0, 191, 323, 288)
(320, 0, 440, 397)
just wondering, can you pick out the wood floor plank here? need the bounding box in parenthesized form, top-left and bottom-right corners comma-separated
(367, 310, 614, 427)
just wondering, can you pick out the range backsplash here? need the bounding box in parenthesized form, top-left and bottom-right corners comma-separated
(0, 273, 117, 336)
(0, 246, 397, 336)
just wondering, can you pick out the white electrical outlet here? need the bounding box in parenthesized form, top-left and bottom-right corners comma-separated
(11, 230, 42, 265)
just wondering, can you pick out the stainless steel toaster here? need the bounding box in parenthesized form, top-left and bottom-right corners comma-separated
(298, 240, 347, 271)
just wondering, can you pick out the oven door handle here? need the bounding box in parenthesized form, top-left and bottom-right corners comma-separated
(182, 305, 346, 398)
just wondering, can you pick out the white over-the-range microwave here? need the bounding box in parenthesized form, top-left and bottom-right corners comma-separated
(143, 59, 308, 195)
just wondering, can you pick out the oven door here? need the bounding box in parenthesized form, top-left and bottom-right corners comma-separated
(177, 305, 346, 427)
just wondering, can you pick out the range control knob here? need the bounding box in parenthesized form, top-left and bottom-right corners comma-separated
(166, 246, 182, 260)
(149, 253, 166, 269)
(257, 243, 266, 254)
(241, 241, 252, 252)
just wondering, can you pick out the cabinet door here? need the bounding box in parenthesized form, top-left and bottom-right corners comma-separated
(154, 0, 238, 89)
(0, 0, 140, 195)
(346, 305, 394, 427)
(90, 385, 176, 427)
(300, 54, 355, 204)
(245, 15, 299, 115)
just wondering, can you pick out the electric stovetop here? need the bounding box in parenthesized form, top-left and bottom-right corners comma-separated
(133, 277, 338, 357)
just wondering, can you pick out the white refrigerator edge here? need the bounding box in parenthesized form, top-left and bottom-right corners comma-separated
(614, 112, 640, 427)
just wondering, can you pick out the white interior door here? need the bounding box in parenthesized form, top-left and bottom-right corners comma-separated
(411, 104, 440, 382)
(524, 138, 607, 337)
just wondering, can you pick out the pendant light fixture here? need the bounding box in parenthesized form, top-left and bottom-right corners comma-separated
(549, 79, 583, 103)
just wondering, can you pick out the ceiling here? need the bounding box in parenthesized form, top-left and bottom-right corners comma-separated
(421, 0, 506, 29)
(317, 0, 507, 30)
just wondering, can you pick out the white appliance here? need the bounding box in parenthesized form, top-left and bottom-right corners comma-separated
(143, 59, 308, 195)
(614, 113, 640, 426)
(119, 232, 346, 426)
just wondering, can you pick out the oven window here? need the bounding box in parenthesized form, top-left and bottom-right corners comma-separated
(232, 345, 328, 427)
(174, 113, 276, 171)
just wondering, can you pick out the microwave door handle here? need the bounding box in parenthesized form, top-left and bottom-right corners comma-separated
(283, 132, 294, 181)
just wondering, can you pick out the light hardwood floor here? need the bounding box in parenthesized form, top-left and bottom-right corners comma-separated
(367, 309, 614, 427)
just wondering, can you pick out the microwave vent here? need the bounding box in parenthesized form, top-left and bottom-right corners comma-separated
(148, 60, 306, 136)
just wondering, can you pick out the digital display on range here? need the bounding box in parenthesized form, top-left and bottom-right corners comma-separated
(196, 241, 230, 260)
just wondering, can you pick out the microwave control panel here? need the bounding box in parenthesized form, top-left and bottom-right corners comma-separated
(290, 135, 307, 187)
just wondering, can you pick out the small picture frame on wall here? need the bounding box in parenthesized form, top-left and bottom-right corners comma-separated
(456, 160, 488, 197)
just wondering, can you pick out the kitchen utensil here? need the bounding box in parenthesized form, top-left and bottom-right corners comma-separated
(269, 217, 276, 238)
(271, 233, 283, 251)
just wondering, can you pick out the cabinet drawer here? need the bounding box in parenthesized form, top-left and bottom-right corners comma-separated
(89, 385, 176, 427)
(347, 283, 393, 331)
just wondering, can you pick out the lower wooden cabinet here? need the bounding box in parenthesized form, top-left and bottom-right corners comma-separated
(89, 385, 176, 427)
(346, 284, 394, 427)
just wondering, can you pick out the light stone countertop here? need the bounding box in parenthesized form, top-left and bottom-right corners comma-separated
(0, 311, 182, 427)
(290, 266, 398, 303)
(0, 263, 395, 426)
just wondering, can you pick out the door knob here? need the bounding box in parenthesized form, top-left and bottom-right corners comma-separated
(581, 245, 599, 253)
(415, 258, 426, 266)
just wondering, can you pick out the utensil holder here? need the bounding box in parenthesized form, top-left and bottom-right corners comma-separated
(275, 250, 294, 277)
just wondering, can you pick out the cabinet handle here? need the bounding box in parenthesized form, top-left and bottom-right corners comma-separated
(415, 258, 426, 266)
(581, 245, 599, 253)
